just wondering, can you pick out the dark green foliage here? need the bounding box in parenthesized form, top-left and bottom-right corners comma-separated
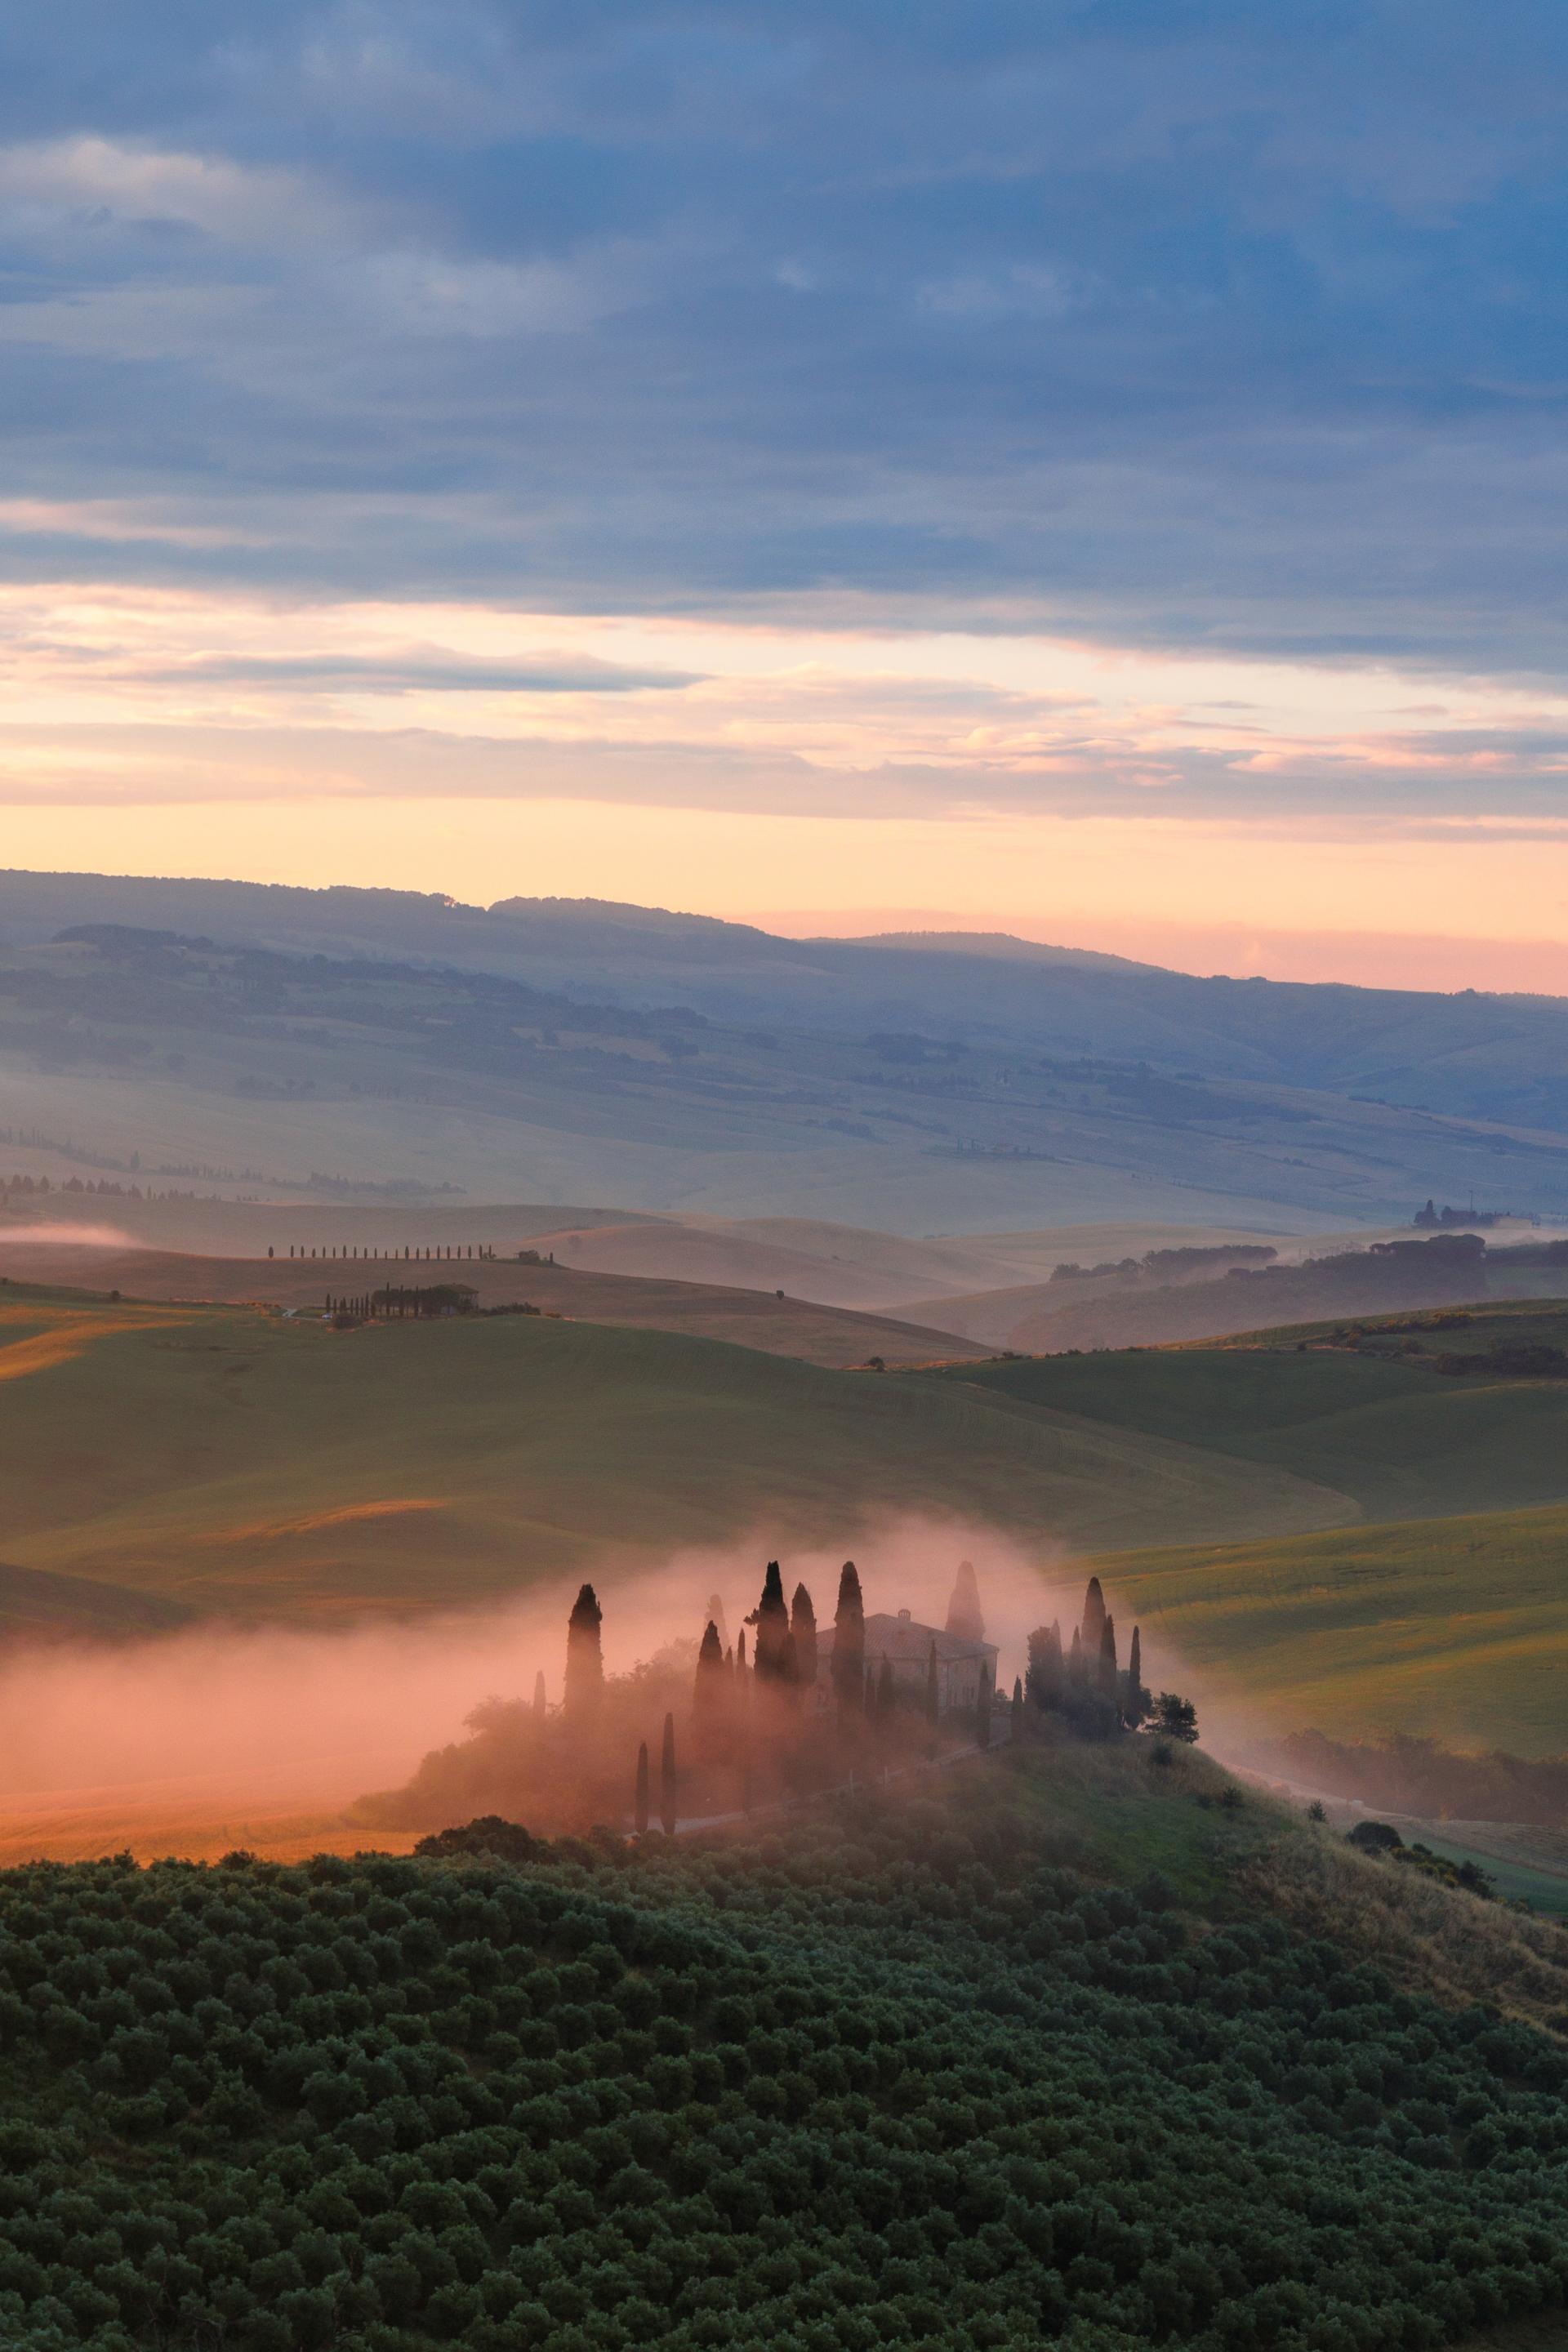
(1154, 1693, 1200, 1744)
(1349, 1821, 1406, 1855)
(0, 1762, 1565, 2352)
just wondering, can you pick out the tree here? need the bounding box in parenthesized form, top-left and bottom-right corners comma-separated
(1067, 1627, 1085, 1688)
(706, 1592, 729, 1650)
(752, 1561, 791, 1682)
(532, 1670, 547, 1726)
(924, 1639, 940, 1724)
(634, 1743, 649, 1834)
(734, 1631, 750, 1720)
(1122, 1627, 1148, 1729)
(564, 1585, 604, 1717)
(832, 1562, 865, 1715)
(790, 1583, 818, 1691)
(1027, 1622, 1063, 1710)
(975, 1666, 991, 1750)
(1098, 1614, 1119, 1699)
(693, 1622, 728, 1755)
(1152, 1693, 1199, 1744)
(660, 1714, 677, 1835)
(945, 1559, 985, 1643)
(1081, 1576, 1107, 1657)
(1010, 1675, 1024, 1739)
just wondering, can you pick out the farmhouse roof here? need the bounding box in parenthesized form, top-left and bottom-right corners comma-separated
(821, 1610, 995, 1664)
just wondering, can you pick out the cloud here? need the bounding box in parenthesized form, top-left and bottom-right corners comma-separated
(144, 649, 704, 693)
(0, 0, 1566, 837)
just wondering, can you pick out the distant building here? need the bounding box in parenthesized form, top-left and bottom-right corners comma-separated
(818, 1607, 997, 1714)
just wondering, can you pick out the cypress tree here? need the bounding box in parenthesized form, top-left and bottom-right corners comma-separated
(532, 1670, 546, 1725)
(790, 1583, 818, 1691)
(924, 1638, 940, 1723)
(693, 1620, 727, 1753)
(1026, 1621, 1064, 1709)
(634, 1742, 649, 1834)
(945, 1558, 985, 1642)
(1082, 1575, 1107, 1655)
(832, 1561, 865, 1714)
(1068, 1626, 1085, 1686)
(706, 1591, 729, 1650)
(735, 1629, 750, 1721)
(1125, 1625, 1147, 1727)
(975, 1665, 991, 1750)
(564, 1584, 604, 1717)
(752, 1561, 791, 1682)
(1011, 1674, 1024, 1738)
(1099, 1612, 1119, 1698)
(660, 1713, 677, 1835)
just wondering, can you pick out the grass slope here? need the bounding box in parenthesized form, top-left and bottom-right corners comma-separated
(920, 1311, 1568, 1760)
(1091, 1499, 1568, 1757)
(0, 1288, 1348, 1623)
(935, 1310, 1568, 1521)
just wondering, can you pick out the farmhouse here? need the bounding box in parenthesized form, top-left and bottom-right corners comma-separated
(818, 1606, 997, 1715)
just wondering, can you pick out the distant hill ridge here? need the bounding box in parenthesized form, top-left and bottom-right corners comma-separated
(11, 870, 1568, 1226)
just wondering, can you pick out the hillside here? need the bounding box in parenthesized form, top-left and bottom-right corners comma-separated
(0, 1746, 1563, 2352)
(911, 1303, 1568, 1760)
(0, 1243, 983, 1373)
(0, 1288, 1349, 1625)
(1091, 1500, 1568, 1759)
(4, 897, 1568, 1231)
(933, 1303, 1568, 1522)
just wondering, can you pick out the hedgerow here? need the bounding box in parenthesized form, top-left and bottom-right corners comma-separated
(0, 1758, 1564, 2350)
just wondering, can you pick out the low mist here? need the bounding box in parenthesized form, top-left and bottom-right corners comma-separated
(0, 1515, 1232, 1862)
(0, 1517, 1126, 1852)
(0, 1224, 136, 1251)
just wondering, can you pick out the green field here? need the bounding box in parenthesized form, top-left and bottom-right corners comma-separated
(918, 1311, 1568, 1759)
(0, 1288, 1348, 1624)
(934, 1315, 1568, 1521)
(1089, 1501, 1568, 1755)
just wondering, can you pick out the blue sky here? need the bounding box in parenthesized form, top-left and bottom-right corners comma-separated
(2, 2, 1568, 978)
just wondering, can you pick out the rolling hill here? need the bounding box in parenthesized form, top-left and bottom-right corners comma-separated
(0, 1241, 984, 1372)
(0, 1287, 1349, 1627)
(6, 883, 1568, 1231)
(1090, 1500, 1568, 1759)
(923, 1303, 1568, 1756)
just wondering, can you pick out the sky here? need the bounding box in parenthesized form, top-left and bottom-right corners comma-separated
(4, 2, 1568, 988)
